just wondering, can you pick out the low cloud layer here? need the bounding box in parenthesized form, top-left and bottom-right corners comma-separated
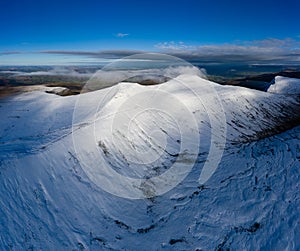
(0, 67, 94, 78)
(38, 38, 300, 65)
(156, 38, 300, 64)
(1, 38, 300, 65)
(85, 66, 207, 90)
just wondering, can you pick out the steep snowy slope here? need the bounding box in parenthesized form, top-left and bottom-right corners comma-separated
(0, 75, 299, 250)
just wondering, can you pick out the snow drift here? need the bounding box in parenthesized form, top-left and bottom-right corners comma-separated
(267, 76, 300, 95)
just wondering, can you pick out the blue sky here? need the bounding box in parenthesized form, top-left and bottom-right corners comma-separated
(1, 0, 300, 65)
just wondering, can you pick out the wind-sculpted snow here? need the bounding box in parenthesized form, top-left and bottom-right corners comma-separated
(0, 75, 299, 250)
(267, 76, 300, 95)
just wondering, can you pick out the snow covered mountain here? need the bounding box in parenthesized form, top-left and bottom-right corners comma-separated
(0, 74, 299, 250)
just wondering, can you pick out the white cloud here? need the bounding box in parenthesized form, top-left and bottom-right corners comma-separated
(155, 41, 194, 50)
(115, 33, 129, 38)
(86, 66, 207, 89)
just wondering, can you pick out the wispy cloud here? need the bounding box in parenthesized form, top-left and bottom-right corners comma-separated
(0, 51, 22, 56)
(115, 33, 129, 38)
(155, 41, 194, 50)
(40, 49, 144, 59)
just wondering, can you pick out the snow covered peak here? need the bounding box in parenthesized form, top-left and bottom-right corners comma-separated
(267, 76, 300, 95)
(0, 74, 300, 249)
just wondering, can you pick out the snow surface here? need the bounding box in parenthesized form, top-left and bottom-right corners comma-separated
(267, 76, 300, 95)
(0, 75, 299, 250)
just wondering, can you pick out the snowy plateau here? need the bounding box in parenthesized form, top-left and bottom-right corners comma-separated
(0, 74, 299, 250)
